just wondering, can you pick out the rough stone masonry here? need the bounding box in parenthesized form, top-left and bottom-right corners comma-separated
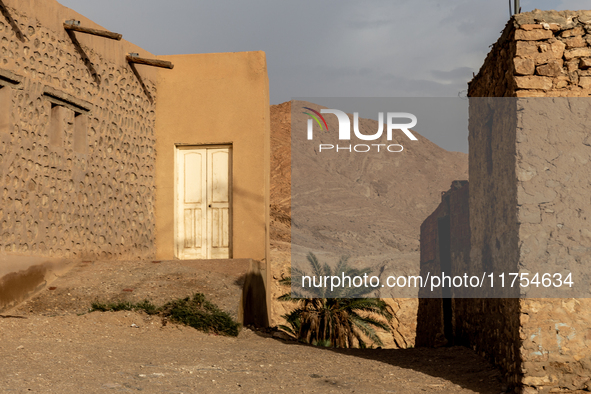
(419, 9, 591, 393)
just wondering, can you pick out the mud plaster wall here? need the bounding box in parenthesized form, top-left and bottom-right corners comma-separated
(0, 0, 158, 272)
(153, 52, 271, 323)
(153, 51, 270, 264)
(464, 10, 591, 392)
(515, 97, 591, 392)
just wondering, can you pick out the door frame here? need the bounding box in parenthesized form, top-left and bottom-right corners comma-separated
(174, 143, 233, 259)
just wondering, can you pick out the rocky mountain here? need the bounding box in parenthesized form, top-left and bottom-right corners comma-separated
(269, 100, 468, 347)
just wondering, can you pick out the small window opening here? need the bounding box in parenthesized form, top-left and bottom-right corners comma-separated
(74, 112, 87, 154)
(0, 86, 11, 133)
(49, 104, 71, 147)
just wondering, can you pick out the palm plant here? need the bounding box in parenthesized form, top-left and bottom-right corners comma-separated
(278, 252, 393, 348)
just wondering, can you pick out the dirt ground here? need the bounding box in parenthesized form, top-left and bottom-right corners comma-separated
(0, 311, 507, 393)
(0, 259, 508, 393)
(7, 259, 251, 320)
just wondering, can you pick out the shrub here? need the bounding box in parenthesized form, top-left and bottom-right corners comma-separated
(90, 293, 239, 337)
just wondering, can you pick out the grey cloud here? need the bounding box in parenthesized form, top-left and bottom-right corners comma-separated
(57, 0, 586, 152)
(431, 67, 475, 84)
(348, 19, 397, 29)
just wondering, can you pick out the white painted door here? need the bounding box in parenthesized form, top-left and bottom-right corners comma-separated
(176, 146, 231, 259)
(207, 148, 231, 258)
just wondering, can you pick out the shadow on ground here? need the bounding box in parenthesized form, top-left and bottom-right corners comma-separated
(333, 346, 506, 393)
(260, 335, 507, 394)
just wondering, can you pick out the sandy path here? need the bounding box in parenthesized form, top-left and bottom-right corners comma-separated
(0, 311, 506, 393)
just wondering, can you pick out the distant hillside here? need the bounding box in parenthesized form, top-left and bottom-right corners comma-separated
(268, 100, 468, 347)
(270, 100, 468, 255)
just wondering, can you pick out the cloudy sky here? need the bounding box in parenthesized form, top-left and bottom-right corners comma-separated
(56, 0, 589, 103)
(56, 0, 591, 151)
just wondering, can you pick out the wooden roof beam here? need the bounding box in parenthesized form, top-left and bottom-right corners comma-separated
(0, 0, 25, 41)
(64, 20, 122, 41)
(126, 53, 174, 69)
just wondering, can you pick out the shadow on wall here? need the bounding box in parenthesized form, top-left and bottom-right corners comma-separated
(0, 0, 25, 42)
(240, 259, 268, 327)
(415, 181, 470, 348)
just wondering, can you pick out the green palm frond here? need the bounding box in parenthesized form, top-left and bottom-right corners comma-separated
(349, 315, 384, 347)
(277, 293, 296, 302)
(278, 324, 296, 336)
(349, 310, 392, 332)
(307, 252, 323, 277)
(333, 255, 350, 276)
(276, 252, 394, 349)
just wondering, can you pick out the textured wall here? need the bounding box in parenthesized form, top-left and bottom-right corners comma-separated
(464, 9, 591, 393)
(469, 9, 591, 98)
(515, 98, 591, 392)
(0, 0, 158, 266)
(467, 97, 523, 386)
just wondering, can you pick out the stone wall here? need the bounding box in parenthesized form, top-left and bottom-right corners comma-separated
(465, 96, 523, 387)
(422, 9, 591, 393)
(417, 170, 522, 384)
(458, 95, 591, 391)
(0, 0, 158, 264)
(469, 9, 591, 98)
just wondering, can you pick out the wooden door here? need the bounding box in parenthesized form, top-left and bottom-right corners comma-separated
(176, 146, 231, 259)
(207, 148, 230, 258)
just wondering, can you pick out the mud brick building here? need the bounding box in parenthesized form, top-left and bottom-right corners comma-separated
(418, 9, 591, 393)
(0, 0, 271, 317)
